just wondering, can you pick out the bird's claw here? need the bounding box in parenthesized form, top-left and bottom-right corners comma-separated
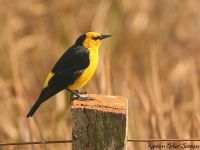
(74, 90, 87, 94)
(76, 96, 95, 101)
(69, 89, 94, 101)
(71, 96, 95, 101)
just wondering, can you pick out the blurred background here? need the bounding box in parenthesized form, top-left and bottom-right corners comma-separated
(1, 0, 200, 149)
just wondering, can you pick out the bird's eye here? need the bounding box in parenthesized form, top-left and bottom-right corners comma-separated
(92, 36, 100, 40)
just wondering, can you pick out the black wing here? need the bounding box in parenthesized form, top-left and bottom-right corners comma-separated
(52, 45, 89, 74)
(48, 45, 90, 90)
(26, 45, 90, 117)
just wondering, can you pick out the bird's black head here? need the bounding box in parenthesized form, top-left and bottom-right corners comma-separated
(75, 34, 86, 45)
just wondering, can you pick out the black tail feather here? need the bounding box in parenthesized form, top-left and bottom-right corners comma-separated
(26, 88, 49, 117)
(27, 80, 66, 117)
(26, 100, 42, 117)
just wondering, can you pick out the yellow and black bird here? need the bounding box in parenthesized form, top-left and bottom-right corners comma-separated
(27, 32, 111, 117)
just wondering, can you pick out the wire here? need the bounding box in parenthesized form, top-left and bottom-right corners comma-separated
(127, 139, 200, 142)
(0, 140, 72, 146)
(1, 139, 200, 146)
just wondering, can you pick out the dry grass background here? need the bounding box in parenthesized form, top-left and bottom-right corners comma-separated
(1, 0, 200, 149)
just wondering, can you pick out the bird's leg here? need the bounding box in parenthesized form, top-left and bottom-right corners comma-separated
(75, 96, 95, 101)
(74, 90, 87, 94)
(66, 89, 95, 101)
(67, 89, 80, 99)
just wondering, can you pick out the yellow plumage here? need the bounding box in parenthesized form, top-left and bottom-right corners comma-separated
(44, 72, 54, 88)
(27, 32, 111, 117)
(68, 32, 101, 90)
(68, 47, 99, 90)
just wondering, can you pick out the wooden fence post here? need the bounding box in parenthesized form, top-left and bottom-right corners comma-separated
(71, 94, 128, 150)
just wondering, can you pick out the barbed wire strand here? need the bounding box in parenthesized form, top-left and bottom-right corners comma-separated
(127, 139, 200, 142)
(0, 140, 72, 146)
(1, 139, 200, 146)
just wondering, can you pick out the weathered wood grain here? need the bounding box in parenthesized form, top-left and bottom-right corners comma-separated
(71, 94, 127, 150)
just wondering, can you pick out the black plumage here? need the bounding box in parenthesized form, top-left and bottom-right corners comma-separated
(27, 41, 90, 117)
(26, 32, 112, 117)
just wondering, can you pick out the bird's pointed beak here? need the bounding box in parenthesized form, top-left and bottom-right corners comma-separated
(99, 34, 112, 40)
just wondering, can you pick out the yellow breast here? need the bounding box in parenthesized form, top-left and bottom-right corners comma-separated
(68, 48, 98, 90)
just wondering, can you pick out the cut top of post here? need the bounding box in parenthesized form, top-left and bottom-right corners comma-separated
(72, 94, 127, 114)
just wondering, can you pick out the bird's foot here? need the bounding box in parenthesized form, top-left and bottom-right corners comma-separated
(71, 94, 96, 101)
(74, 96, 96, 101)
(68, 89, 81, 98)
(70, 93, 76, 100)
(74, 90, 87, 94)
(67, 88, 94, 101)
